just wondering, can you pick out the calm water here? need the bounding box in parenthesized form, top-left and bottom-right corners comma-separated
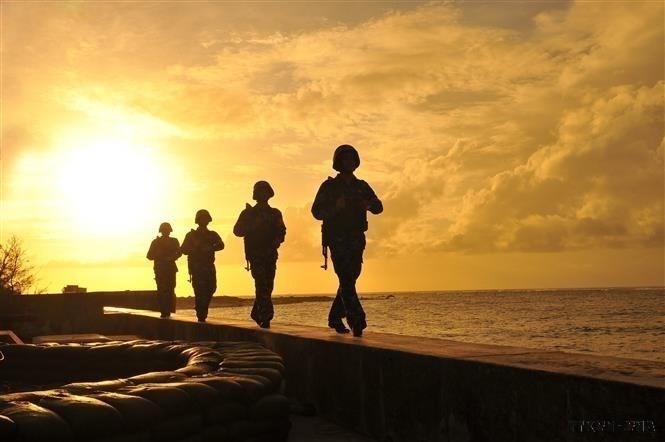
(208, 287, 665, 362)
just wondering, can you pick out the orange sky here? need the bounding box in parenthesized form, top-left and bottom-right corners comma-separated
(1, 1, 663, 295)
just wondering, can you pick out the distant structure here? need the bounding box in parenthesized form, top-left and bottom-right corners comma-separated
(62, 285, 87, 294)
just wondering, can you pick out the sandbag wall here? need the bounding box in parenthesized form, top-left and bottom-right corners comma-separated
(0, 340, 290, 442)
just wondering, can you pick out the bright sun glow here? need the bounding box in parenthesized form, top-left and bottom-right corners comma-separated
(56, 135, 166, 235)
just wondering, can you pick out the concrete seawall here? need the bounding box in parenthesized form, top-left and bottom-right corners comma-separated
(101, 308, 663, 442)
(1, 294, 662, 441)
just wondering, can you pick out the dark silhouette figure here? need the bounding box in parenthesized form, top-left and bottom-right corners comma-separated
(146, 222, 182, 318)
(312, 144, 383, 337)
(233, 181, 286, 329)
(181, 209, 224, 322)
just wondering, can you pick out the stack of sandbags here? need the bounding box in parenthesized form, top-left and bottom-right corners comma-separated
(0, 340, 291, 442)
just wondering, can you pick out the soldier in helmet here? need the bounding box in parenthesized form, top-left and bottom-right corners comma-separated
(180, 209, 225, 322)
(312, 144, 383, 337)
(233, 181, 287, 329)
(146, 222, 182, 318)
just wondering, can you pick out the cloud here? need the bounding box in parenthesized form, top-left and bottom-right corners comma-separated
(2, 0, 662, 267)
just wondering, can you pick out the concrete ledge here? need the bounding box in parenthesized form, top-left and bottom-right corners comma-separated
(102, 307, 664, 442)
(0, 292, 158, 342)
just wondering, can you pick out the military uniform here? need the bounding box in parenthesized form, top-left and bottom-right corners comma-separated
(233, 204, 286, 327)
(181, 227, 224, 321)
(312, 172, 382, 334)
(146, 236, 182, 317)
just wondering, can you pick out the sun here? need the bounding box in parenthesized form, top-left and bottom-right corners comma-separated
(56, 135, 167, 235)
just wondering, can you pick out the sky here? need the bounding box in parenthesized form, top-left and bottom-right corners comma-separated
(1, 1, 663, 295)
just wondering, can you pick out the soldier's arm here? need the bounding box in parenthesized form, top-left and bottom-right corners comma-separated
(180, 233, 192, 255)
(233, 206, 251, 237)
(274, 209, 286, 245)
(146, 238, 157, 260)
(311, 179, 335, 220)
(212, 232, 225, 251)
(363, 181, 383, 215)
(172, 239, 183, 260)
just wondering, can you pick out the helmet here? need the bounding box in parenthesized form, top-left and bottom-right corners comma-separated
(332, 144, 360, 172)
(252, 180, 275, 200)
(195, 209, 212, 224)
(158, 222, 173, 234)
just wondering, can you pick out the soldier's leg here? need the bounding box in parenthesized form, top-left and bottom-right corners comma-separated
(250, 257, 276, 326)
(328, 239, 349, 332)
(340, 255, 366, 332)
(155, 272, 169, 317)
(197, 266, 217, 322)
(327, 289, 347, 329)
(166, 271, 177, 314)
(330, 236, 366, 335)
(192, 272, 206, 321)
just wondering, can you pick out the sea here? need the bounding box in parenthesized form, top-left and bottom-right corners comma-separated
(208, 287, 665, 363)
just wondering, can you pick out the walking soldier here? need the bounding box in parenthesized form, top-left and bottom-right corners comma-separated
(312, 144, 383, 337)
(181, 209, 224, 322)
(146, 222, 182, 318)
(233, 181, 286, 328)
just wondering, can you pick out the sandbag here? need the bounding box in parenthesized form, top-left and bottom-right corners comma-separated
(0, 401, 74, 441)
(249, 394, 290, 420)
(200, 424, 229, 441)
(63, 379, 132, 394)
(149, 414, 202, 441)
(0, 414, 17, 441)
(179, 346, 215, 359)
(175, 365, 213, 376)
(187, 353, 224, 367)
(213, 374, 270, 403)
(0, 344, 42, 360)
(204, 400, 247, 424)
(128, 371, 187, 384)
(155, 382, 220, 409)
(91, 431, 151, 442)
(183, 377, 243, 401)
(221, 354, 284, 363)
(224, 418, 283, 439)
(120, 385, 193, 417)
(219, 368, 281, 389)
(90, 392, 164, 430)
(220, 359, 284, 373)
(37, 391, 125, 439)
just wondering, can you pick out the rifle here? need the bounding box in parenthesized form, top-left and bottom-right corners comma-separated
(320, 224, 328, 270)
(243, 203, 252, 272)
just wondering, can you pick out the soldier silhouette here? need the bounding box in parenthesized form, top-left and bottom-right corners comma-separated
(233, 181, 286, 329)
(146, 222, 182, 318)
(312, 144, 383, 337)
(180, 209, 224, 322)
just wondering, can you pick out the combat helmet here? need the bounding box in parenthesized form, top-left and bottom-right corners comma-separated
(195, 209, 212, 224)
(332, 144, 360, 172)
(158, 222, 173, 234)
(252, 180, 275, 201)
